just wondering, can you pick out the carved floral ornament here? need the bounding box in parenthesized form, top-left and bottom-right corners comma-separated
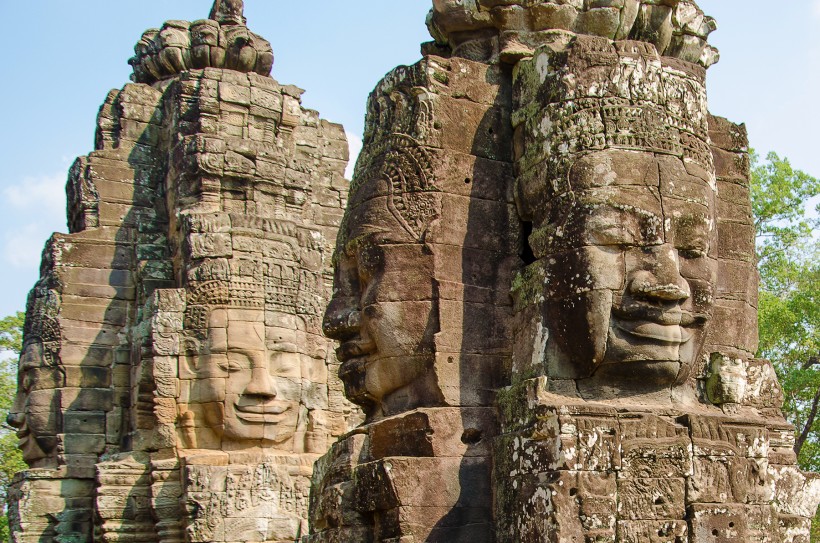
(427, 0, 720, 67)
(347, 133, 440, 244)
(129, 0, 272, 84)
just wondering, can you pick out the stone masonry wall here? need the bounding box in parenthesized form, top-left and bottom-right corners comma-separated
(8, 3, 360, 542)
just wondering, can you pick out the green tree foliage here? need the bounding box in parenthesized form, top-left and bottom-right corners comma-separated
(750, 151, 820, 539)
(0, 313, 25, 541)
(0, 314, 22, 358)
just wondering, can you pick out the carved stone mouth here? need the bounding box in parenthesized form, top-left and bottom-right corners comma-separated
(614, 320, 693, 344)
(336, 339, 376, 362)
(612, 305, 707, 327)
(234, 402, 289, 420)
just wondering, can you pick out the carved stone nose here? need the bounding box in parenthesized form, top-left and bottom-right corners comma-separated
(322, 299, 362, 340)
(632, 281, 690, 302)
(628, 246, 691, 303)
(244, 367, 277, 398)
(6, 412, 24, 429)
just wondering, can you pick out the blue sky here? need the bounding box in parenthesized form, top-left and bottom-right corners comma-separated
(0, 1, 818, 318)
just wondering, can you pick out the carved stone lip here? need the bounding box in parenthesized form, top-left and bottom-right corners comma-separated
(234, 402, 289, 417)
(338, 357, 367, 383)
(336, 339, 376, 362)
(612, 305, 706, 327)
(614, 319, 693, 344)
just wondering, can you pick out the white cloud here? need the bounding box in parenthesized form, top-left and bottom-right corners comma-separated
(814, 0, 820, 18)
(345, 130, 363, 180)
(1, 172, 68, 271)
(4, 223, 50, 269)
(3, 172, 66, 217)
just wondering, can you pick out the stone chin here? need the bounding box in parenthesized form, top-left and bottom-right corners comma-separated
(339, 354, 439, 418)
(204, 401, 300, 446)
(589, 320, 706, 389)
(17, 430, 50, 465)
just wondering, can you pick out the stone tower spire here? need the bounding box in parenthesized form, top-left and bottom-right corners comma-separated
(209, 0, 245, 25)
(7, 1, 357, 541)
(129, 0, 272, 84)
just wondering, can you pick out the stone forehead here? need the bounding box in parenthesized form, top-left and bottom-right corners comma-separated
(569, 150, 714, 193)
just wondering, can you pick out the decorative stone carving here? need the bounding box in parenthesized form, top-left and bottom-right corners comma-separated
(426, 0, 720, 66)
(129, 0, 272, 85)
(310, 53, 518, 541)
(8, 2, 358, 542)
(494, 21, 820, 543)
(321, 54, 516, 421)
(10, 2, 820, 542)
(511, 36, 715, 401)
(312, 1, 820, 542)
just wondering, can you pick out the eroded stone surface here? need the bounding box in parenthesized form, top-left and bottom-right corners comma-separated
(7, 2, 358, 542)
(426, 0, 719, 66)
(494, 27, 820, 543)
(313, 2, 820, 542)
(10, 1, 820, 542)
(309, 52, 517, 542)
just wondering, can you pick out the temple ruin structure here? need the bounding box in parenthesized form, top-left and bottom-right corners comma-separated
(10, 1, 820, 543)
(7, 2, 360, 541)
(310, 1, 820, 542)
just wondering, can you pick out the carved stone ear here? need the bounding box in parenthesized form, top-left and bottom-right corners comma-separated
(179, 409, 197, 449)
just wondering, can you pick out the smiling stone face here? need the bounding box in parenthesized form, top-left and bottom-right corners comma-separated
(322, 189, 441, 419)
(530, 150, 716, 388)
(188, 308, 304, 448)
(511, 35, 718, 397)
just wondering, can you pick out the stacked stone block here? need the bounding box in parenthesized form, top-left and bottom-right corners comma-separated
(492, 27, 820, 543)
(8, 2, 358, 542)
(309, 54, 518, 542)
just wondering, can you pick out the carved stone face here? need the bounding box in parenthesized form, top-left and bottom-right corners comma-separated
(323, 196, 439, 418)
(187, 308, 303, 449)
(536, 150, 716, 389)
(7, 340, 60, 465)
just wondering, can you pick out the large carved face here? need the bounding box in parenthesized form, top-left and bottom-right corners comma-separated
(186, 308, 305, 449)
(535, 150, 716, 389)
(323, 195, 439, 418)
(7, 340, 60, 465)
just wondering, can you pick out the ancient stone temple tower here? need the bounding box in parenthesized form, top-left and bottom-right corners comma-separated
(7, 1, 359, 541)
(10, 2, 820, 543)
(310, 1, 820, 542)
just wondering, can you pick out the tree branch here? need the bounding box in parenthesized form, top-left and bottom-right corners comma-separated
(795, 385, 820, 457)
(801, 355, 820, 370)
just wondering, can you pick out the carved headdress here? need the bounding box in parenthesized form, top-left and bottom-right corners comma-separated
(22, 288, 61, 366)
(129, 0, 272, 84)
(428, 0, 719, 67)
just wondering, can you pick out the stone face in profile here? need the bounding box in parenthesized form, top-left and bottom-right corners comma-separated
(7, 288, 61, 466)
(322, 145, 442, 417)
(321, 59, 516, 421)
(310, 54, 516, 541)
